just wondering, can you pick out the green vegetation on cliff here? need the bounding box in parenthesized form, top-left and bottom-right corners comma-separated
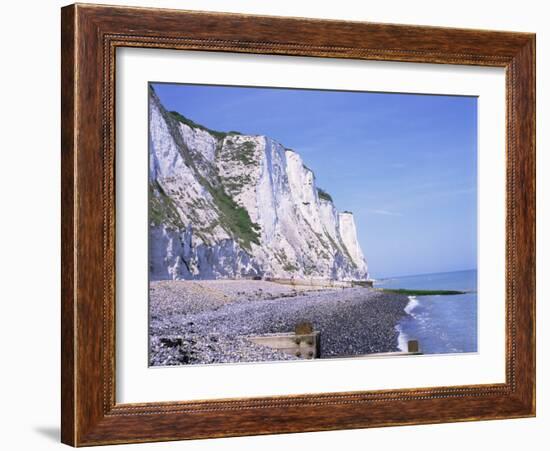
(169, 111, 241, 141)
(220, 139, 257, 166)
(205, 183, 261, 250)
(149, 181, 183, 228)
(317, 188, 333, 202)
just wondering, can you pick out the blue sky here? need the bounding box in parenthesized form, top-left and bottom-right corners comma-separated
(152, 83, 477, 278)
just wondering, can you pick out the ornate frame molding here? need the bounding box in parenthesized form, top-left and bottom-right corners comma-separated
(61, 4, 535, 446)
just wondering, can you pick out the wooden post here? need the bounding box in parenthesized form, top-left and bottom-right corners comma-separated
(407, 340, 420, 353)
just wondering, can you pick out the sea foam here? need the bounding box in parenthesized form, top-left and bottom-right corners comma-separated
(404, 296, 419, 314)
(396, 296, 419, 352)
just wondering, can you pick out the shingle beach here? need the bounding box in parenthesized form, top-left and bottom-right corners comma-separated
(149, 280, 409, 366)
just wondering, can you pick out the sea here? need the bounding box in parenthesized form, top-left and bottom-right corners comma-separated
(374, 270, 477, 355)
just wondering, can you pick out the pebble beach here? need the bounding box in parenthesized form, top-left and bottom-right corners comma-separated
(149, 280, 409, 366)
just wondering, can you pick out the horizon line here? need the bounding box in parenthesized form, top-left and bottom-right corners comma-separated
(372, 268, 477, 280)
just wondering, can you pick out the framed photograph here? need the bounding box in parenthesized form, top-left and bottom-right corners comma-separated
(61, 3, 536, 446)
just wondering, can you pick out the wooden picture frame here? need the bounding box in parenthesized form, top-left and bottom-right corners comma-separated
(61, 3, 535, 446)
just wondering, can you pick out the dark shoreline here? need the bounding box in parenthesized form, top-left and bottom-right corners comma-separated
(149, 280, 409, 366)
(378, 288, 468, 296)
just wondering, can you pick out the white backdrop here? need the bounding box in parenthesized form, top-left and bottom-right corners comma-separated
(0, 0, 546, 450)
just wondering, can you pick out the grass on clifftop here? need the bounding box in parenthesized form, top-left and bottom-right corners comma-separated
(222, 139, 257, 166)
(378, 288, 467, 296)
(317, 188, 333, 202)
(170, 111, 242, 141)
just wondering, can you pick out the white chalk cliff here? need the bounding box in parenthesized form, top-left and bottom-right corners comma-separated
(148, 87, 369, 281)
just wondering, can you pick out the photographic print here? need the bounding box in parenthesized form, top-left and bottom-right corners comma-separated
(148, 83, 477, 367)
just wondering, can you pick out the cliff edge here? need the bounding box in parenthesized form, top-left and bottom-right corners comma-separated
(148, 86, 369, 281)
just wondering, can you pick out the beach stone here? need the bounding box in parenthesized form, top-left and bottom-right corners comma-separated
(149, 280, 408, 366)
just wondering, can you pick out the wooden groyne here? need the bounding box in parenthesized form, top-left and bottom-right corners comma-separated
(247, 322, 421, 360)
(365, 339, 422, 357)
(248, 322, 320, 359)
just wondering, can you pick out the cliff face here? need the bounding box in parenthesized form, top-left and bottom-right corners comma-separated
(148, 87, 369, 281)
